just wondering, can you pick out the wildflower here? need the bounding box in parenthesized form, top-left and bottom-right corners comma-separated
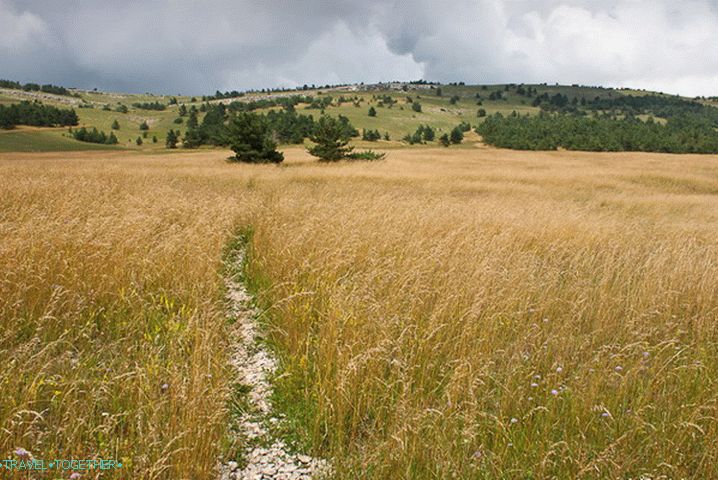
(550, 389, 559, 396)
(161, 383, 169, 391)
(601, 412, 610, 418)
(101, 412, 109, 417)
(70, 473, 82, 480)
(14, 448, 31, 458)
(527, 396, 533, 401)
(530, 382, 539, 388)
(642, 351, 650, 359)
(472, 450, 482, 459)
(510, 417, 518, 424)
(556, 367, 563, 373)
(614, 366, 623, 373)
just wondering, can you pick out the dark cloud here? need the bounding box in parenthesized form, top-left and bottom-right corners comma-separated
(1, 0, 718, 96)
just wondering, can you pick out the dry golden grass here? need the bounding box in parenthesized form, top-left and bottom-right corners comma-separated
(1, 146, 718, 479)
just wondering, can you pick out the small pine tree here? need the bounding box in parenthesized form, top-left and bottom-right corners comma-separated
(450, 95, 460, 105)
(152, 135, 158, 143)
(136, 136, 143, 146)
(436, 87, 442, 97)
(111, 119, 120, 130)
(450, 126, 464, 144)
(107, 132, 118, 144)
(308, 115, 353, 161)
(166, 129, 178, 149)
(187, 110, 198, 128)
(179, 104, 188, 117)
(368, 106, 377, 117)
(412, 102, 422, 113)
(139, 120, 149, 130)
(384, 132, 390, 141)
(439, 133, 450, 147)
(477, 108, 487, 117)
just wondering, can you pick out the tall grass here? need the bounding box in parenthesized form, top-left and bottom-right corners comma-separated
(1, 148, 717, 478)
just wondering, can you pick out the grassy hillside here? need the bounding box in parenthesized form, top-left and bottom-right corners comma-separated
(2, 82, 704, 153)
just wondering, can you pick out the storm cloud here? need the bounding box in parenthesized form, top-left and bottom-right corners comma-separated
(2, 0, 718, 96)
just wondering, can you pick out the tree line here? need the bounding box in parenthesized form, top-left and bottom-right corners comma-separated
(0, 101, 79, 129)
(0, 79, 78, 97)
(476, 112, 718, 153)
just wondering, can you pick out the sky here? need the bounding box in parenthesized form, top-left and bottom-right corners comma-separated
(1, 0, 717, 96)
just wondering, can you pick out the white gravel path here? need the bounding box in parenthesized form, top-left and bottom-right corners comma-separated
(219, 247, 330, 480)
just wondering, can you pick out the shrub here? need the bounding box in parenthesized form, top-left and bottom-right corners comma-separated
(346, 150, 386, 161)
(412, 102, 422, 113)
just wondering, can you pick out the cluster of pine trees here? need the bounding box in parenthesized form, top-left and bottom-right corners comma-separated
(0, 101, 79, 129)
(176, 103, 358, 151)
(132, 101, 166, 111)
(403, 125, 435, 144)
(476, 112, 718, 153)
(70, 127, 118, 145)
(361, 129, 382, 141)
(0, 79, 77, 97)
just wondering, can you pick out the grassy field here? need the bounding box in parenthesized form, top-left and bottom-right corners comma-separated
(1, 145, 717, 479)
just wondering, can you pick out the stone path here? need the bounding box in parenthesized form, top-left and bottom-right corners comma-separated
(219, 247, 329, 480)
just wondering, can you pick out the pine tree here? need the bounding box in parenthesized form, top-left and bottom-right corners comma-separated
(166, 129, 178, 149)
(412, 102, 422, 113)
(111, 119, 120, 130)
(450, 126, 464, 144)
(139, 120, 149, 130)
(368, 106, 377, 117)
(439, 133, 450, 147)
(136, 136, 143, 146)
(226, 112, 284, 163)
(308, 115, 353, 161)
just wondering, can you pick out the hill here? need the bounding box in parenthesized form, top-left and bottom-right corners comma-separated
(3, 81, 717, 153)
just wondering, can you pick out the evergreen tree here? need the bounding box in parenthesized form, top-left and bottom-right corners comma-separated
(136, 136, 143, 146)
(439, 133, 450, 147)
(139, 120, 149, 130)
(166, 129, 179, 149)
(477, 108, 487, 117)
(412, 102, 422, 113)
(226, 112, 284, 163)
(152, 135, 158, 143)
(368, 106, 377, 117)
(422, 125, 435, 141)
(178, 104, 188, 116)
(308, 115, 353, 161)
(450, 95, 460, 105)
(187, 110, 198, 128)
(436, 87, 443, 97)
(450, 126, 464, 144)
(111, 119, 120, 130)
